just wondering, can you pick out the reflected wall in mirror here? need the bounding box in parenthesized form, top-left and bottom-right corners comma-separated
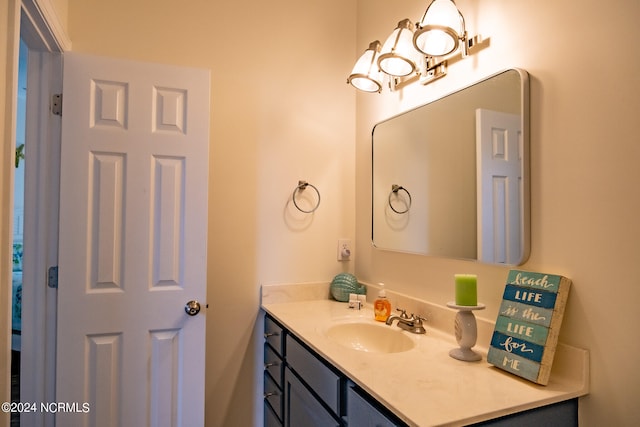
(372, 69, 530, 265)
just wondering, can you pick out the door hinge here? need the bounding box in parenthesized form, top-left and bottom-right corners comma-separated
(51, 93, 62, 116)
(48, 266, 58, 288)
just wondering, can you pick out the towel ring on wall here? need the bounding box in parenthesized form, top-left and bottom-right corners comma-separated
(388, 184, 412, 214)
(292, 180, 321, 213)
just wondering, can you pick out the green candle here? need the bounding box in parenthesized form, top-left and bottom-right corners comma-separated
(455, 274, 477, 306)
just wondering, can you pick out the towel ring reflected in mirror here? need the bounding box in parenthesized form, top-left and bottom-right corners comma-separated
(292, 180, 321, 213)
(388, 184, 412, 214)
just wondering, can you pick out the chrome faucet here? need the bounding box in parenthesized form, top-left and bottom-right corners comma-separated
(385, 308, 426, 334)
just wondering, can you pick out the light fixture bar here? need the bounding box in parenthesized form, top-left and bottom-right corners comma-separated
(392, 36, 488, 90)
(419, 59, 448, 85)
(421, 34, 487, 74)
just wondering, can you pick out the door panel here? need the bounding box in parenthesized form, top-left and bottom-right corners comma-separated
(57, 52, 210, 426)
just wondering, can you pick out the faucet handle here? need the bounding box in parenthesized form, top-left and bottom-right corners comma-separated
(395, 308, 410, 319)
(414, 314, 427, 324)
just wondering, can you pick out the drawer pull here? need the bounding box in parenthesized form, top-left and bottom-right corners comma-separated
(264, 332, 280, 338)
(264, 361, 280, 369)
(264, 391, 279, 399)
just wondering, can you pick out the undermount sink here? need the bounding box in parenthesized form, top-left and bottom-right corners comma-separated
(324, 321, 415, 354)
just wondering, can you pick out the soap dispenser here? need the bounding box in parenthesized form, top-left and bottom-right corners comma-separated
(374, 283, 391, 322)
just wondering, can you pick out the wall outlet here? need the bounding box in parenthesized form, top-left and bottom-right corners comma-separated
(337, 239, 352, 261)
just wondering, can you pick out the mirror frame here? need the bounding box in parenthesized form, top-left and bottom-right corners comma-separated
(371, 68, 530, 265)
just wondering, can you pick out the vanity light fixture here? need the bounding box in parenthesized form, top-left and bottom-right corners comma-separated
(348, 0, 486, 93)
(378, 19, 418, 77)
(413, 0, 467, 57)
(347, 40, 383, 93)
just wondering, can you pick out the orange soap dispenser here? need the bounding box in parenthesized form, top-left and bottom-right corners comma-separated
(374, 283, 391, 322)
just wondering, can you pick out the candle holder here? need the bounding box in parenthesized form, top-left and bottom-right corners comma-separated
(446, 302, 485, 362)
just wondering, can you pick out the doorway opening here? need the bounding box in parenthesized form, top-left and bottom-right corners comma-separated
(10, 38, 28, 427)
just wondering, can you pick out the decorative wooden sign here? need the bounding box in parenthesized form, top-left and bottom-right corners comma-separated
(487, 269, 571, 385)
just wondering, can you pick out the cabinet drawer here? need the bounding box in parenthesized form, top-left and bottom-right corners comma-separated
(285, 335, 341, 415)
(265, 315, 284, 355)
(264, 344, 284, 385)
(264, 371, 282, 421)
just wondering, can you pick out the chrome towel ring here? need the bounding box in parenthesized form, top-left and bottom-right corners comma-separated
(292, 180, 321, 213)
(388, 184, 412, 214)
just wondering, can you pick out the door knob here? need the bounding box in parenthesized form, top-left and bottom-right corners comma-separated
(185, 300, 201, 316)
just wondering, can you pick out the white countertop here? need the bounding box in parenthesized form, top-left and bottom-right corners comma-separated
(261, 283, 589, 426)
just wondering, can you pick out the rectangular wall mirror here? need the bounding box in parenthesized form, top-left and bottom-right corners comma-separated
(372, 69, 530, 265)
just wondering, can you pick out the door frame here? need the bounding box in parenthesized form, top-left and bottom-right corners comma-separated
(2, 1, 69, 426)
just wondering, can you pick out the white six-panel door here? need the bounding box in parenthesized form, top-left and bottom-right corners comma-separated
(476, 108, 522, 264)
(57, 53, 210, 427)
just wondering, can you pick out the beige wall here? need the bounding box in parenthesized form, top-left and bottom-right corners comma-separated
(5, 0, 639, 425)
(355, 0, 640, 425)
(67, 0, 356, 425)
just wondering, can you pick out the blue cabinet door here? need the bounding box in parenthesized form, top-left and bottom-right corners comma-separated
(346, 383, 404, 427)
(284, 367, 340, 427)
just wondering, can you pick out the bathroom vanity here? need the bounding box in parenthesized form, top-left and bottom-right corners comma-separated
(261, 283, 588, 426)
(264, 313, 423, 426)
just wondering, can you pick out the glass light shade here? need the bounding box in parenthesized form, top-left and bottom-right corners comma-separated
(413, 0, 464, 57)
(377, 19, 417, 77)
(347, 41, 383, 93)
